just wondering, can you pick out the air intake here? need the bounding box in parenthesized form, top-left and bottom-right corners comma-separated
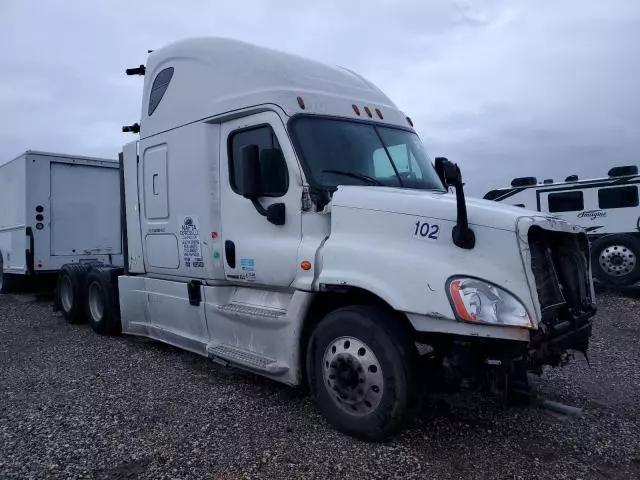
(608, 165, 638, 177)
(543, 178, 553, 184)
(565, 175, 579, 182)
(511, 176, 537, 187)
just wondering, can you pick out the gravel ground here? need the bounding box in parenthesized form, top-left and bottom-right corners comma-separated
(0, 290, 639, 480)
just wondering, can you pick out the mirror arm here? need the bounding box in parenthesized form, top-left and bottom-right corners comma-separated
(451, 167, 475, 250)
(250, 198, 268, 217)
(250, 199, 285, 226)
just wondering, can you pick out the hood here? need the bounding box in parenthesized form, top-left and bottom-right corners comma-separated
(330, 186, 547, 232)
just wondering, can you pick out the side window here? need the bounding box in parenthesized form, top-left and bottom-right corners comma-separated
(229, 126, 288, 197)
(373, 145, 423, 179)
(148, 67, 174, 116)
(548, 191, 584, 212)
(598, 186, 639, 209)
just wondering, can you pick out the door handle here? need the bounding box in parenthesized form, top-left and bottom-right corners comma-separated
(152, 173, 159, 195)
(225, 240, 236, 268)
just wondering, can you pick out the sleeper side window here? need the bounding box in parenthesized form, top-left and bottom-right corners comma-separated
(548, 191, 584, 212)
(148, 67, 174, 116)
(228, 126, 289, 197)
(598, 186, 639, 209)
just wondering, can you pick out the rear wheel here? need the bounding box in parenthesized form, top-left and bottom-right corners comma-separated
(307, 305, 418, 442)
(57, 264, 92, 323)
(591, 235, 640, 286)
(85, 268, 121, 335)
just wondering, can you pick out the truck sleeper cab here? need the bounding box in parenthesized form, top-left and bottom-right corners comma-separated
(55, 38, 596, 441)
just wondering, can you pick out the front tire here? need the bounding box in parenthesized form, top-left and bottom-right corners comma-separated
(307, 305, 418, 442)
(591, 234, 640, 286)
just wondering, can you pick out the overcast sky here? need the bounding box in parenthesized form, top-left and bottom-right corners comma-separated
(1, 0, 638, 196)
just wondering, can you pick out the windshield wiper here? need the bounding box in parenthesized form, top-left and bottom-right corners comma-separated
(322, 169, 383, 186)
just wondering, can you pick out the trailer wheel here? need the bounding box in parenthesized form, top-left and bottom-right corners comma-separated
(57, 264, 92, 323)
(307, 305, 418, 442)
(85, 268, 121, 335)
(591, 234, 640, 286)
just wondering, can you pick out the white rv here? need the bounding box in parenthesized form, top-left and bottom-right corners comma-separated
(484, 166, 640, 286)
(0, 151, 123, 293)
(9, 38, 597, 440)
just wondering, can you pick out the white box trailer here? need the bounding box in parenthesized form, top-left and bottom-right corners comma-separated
(0, 151, 123, 292)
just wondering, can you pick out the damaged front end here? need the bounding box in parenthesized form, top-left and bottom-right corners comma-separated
(524, 220, 596, 371)
(417, 217, 597, 402)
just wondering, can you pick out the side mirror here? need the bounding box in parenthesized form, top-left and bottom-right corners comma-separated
(266, 203, 285, 226)
(240, 144, 263, 199)
(435, 156, 475, 250)
(435, 157, 460, 187)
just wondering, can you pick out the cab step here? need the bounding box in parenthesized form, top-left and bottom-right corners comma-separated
(216, 302, 285, 318)
(206, 343, 289, 375)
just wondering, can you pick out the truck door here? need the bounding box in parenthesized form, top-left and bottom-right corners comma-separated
(220, 112, 303, 287)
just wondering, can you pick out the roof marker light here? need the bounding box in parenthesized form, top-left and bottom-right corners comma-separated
(406, 116, 414, 127)
(375, 108, 383, 119)
(352, 104, 360, 116)
(364, 106, 373, 118)
(297, 96, 306, 110)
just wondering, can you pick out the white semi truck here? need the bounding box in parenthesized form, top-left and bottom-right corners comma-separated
(49, 38, 595, 440)
(0, 151, 123, 293)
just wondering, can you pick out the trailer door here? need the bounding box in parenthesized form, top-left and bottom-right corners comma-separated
(50, 163, 122, 256)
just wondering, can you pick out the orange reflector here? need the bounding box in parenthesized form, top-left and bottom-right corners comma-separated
(406, 116, 414, 127)
(375, 108, 383, 119)
(300, 260, 312, 271)
(297, 96, 306, 109)
(352, 104, 360, 116)
(449, 279, 477, 322)
(364, 106, 373, 118)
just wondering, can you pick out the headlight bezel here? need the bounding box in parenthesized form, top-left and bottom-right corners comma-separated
(445, 275, 533, 329)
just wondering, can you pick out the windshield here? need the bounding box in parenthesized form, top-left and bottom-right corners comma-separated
(290, 117, 445, 191)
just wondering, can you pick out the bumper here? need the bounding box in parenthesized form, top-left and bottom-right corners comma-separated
(528, 308, 595, 370)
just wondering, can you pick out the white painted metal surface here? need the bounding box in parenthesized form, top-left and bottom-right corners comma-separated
(0, 155, 26, 272)
(0, 151, 123, 276)
(318, 186, 546, 334)
(50, 162, 121, 256)
(219, 111, 303, 287)
(140, 37, 410, 139)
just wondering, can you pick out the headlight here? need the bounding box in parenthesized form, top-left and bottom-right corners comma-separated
(446, 277, 532, 328)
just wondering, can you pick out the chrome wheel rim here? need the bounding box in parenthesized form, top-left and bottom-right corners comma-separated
(88, 282, 103, 322)
(60, 276, 73, 312)
(599, 245, 636, 277)
(322, 336, 384, 416)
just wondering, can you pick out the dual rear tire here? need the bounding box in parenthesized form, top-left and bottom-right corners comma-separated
(57, 264, 121, 334)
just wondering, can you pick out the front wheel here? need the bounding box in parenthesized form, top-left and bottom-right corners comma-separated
(591, 234, 640, 286)
(307, 305, 418, 441)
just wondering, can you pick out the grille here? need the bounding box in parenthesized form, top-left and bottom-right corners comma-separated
(528, 227, 591, 322)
